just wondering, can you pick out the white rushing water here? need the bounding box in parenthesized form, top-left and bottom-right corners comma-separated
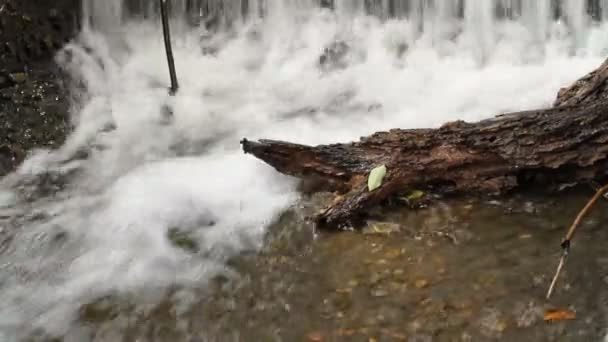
(1, 0, 608, 339)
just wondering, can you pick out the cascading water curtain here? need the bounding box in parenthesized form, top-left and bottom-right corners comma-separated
(81, 0, 608, 61)
(83, 0, 608, 28)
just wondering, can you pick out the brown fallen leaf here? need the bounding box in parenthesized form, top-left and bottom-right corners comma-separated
(307, 331, 324, 341)
(544, 309, 576, 322)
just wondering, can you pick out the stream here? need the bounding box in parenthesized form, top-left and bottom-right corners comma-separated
(2, 1, 608, 341)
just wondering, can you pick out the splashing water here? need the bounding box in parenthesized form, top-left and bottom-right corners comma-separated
(1, 0, 608, 339)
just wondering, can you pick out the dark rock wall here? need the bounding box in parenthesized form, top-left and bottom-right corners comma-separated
(0, 0, 80, 72)
(0, 0, 81, 176)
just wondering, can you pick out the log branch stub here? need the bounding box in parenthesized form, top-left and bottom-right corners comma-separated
(554, 58, 608, 107)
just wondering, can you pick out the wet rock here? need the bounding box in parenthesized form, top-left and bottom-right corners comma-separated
(370, 287, 389, 298)
(79, 296, 125, 323)
(319, 40, 350, 72)
(0, 67, 70, 176)
(167, 228, 199, 252)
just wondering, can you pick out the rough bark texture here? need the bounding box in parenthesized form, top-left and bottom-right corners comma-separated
(243, 59, 608, 228)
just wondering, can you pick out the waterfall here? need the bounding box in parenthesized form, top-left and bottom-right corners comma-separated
(563, 0, 588, 51)
(82, 0, 125, 32)
(73, 0, 605, 62)
(434, 0, 461, 44)
(465, 0, 494, 64)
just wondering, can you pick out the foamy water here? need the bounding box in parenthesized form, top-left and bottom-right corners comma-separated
(1, 1, 608, 339)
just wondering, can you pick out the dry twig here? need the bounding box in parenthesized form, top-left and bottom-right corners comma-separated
(546, 184, 608, 299)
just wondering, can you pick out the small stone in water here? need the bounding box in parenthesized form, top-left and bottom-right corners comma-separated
(415, 279, 429, 289)
(370, 288, 389, 297)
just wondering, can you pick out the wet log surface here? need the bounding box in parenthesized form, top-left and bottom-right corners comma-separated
(242, 60, 608, 229)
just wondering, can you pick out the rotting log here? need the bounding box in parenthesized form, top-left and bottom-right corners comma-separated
(242, 60, 608, 229)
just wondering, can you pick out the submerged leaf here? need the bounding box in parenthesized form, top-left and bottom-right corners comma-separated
(544, 309, 576, 322)
(368, 165, 387, 192)
(406, 190, 425, 202)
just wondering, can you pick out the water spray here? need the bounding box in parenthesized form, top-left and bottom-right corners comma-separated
(160, 0, 179, 95)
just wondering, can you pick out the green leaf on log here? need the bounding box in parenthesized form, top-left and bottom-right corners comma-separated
(368, 165, 387, 192)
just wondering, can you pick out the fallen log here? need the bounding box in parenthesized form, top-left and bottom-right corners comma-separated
(242, 61, 608, 229)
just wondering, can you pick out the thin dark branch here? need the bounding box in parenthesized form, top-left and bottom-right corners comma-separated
(160, 0, 179, 95)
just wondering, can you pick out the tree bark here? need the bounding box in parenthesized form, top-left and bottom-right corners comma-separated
(242, 60, 608, 229)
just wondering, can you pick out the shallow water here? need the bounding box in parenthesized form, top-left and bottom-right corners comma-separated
(32, 191, 608, 341)
(2, 1, 608, 340)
